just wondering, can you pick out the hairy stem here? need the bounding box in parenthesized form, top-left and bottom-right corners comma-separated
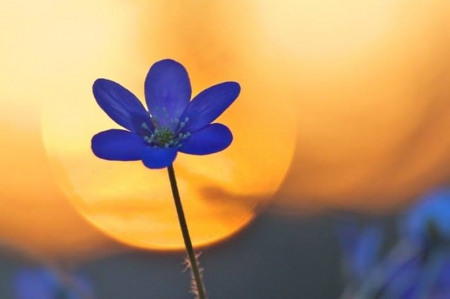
(167, 165, 206, 299)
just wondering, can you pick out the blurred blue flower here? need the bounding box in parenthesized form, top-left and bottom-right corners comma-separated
(336, 217, 383, 280)
(378, 248, 425, 299)
(362, 247, 450, 299)
(91, 59, 240, 169)
(344, 189, 450, 299)
(400, 188, 450, 248)
(14, 268, 93, 299)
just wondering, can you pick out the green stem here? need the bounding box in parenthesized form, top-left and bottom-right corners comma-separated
(167, 165, 207, 299)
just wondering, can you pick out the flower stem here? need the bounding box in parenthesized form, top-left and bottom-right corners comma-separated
(167, 165, 207, 299)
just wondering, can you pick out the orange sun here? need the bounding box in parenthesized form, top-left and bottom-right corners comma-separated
(37, 0, 296, 250)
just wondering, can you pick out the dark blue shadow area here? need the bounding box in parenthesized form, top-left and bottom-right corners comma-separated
(0, 212, 344, 299)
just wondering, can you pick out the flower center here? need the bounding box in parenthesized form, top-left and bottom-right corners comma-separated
(154, 127, 174, 146)
(141, 118, 191, 148)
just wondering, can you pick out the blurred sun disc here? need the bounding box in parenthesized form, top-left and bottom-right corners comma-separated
(42, 67, 295, 250)
(40, 0, 295, 250)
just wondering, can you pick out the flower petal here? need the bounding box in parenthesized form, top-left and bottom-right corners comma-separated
(352, 224, 383, 278)
(14, 268, 93, 299)
(14, 269, 55, 299)
(180, 82, 240, 132)
(145, 59, 191, 128)
(93, 79, 151, 133)
(91, 129, 146, 161)
(401, 189, 450, 246)
(141, 146, 178, 169)
(179, 123, 232, 155)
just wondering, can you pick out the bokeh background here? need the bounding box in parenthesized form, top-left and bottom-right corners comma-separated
(1, 0, 450, 298)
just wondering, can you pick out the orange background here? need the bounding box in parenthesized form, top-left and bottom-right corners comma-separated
(1, 0, 450, 259)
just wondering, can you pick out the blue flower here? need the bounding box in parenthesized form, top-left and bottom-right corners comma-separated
(91, 59, 240, 169)
(346, 189, 450, 299)
(13, 268, 93, 299)
(336, 217, 383, 280)
(400, 188, 450, 247)
(360, 247, 450, 299)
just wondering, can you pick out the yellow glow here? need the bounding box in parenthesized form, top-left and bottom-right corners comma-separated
(0, 122, 124, 260)
(257, 0, 398, 64)
(0, 0, 135, 258)
(3, 0, 448, 259)
(39, 1, 295, 250)
(259, 0, 450, 213)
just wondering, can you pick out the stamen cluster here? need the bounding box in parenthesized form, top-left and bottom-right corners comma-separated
(141, 117, 191, 148)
